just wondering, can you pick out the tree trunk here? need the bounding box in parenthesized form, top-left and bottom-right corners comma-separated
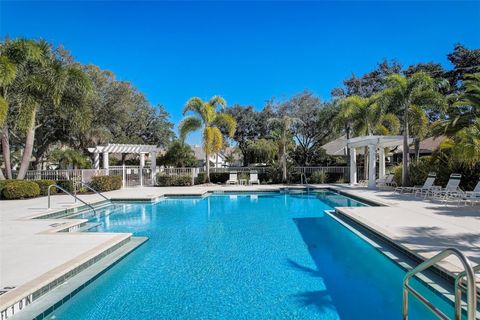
(402, 105, 411, 186)
(414, 138, 420, 161)
(1, 125, 12, 179)
(17, 114, 36, 180)
(205, 152, 210, 183)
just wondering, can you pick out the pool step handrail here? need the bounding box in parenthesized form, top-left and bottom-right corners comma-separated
(77, 181, 110, 202)
(48, 184, 97, 215)
(402, 247, 477, 320)
(455, 264, 480, 316)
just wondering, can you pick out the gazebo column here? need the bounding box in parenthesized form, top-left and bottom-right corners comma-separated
(150, 151, 157, 184)
(378, 147, 386, 179)
(103, 152, 109, 174)
(367, 145, 377, 189)
(139, 153, 145, 187)
(93, 152, 100, 170)
(349, 147, 357, 185)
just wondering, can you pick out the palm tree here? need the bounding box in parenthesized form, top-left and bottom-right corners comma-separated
(408, 105, 429, 161)
(15, 60, 92, 179)
(179, 96, 236, 183)
(337, 95, 399, 179)
(268, 115, 299, 183)
(380, 72, 444, 186)
(436, 73, 480, 163)
(0, 39, 46, 179)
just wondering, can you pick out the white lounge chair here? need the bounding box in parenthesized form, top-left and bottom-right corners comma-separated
(249, 171, 260, 185)
(460, 180, 480, 206)
(377, 174, 396, 189)
(427, 173, 462, 202)
(226, 172, 238, 185)
(394, 172, 436, 195)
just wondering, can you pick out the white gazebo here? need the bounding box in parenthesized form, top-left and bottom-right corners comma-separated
(347, 135, 412, 189)
(87, 143, 161, 184)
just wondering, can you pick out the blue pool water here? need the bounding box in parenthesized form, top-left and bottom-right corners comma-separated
(48, 191, 454, 319)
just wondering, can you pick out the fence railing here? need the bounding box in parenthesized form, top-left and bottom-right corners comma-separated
(208, 167, 271, 173)
(12, 165, 368, 187)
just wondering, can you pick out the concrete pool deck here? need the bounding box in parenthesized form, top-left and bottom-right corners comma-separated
(335, 187, 480, 274)
(1, 184, 479, 317)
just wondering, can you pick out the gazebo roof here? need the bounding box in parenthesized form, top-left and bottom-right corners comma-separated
(347, 135, 412, 149)
(87, 143, 160, 154)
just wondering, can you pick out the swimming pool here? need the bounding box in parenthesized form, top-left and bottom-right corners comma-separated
(47, 191, 454, 319)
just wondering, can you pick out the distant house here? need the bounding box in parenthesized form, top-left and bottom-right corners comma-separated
(189, 145, 242, 168)
(392, 136, 446, 161)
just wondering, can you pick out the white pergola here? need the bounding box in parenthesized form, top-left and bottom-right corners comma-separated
(87, 144, 161, 182)
(347, 135, 412, 189)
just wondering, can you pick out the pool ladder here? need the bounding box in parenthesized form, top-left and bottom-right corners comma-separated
(47, 183, 112, 215)
(402, 247, 478, 320)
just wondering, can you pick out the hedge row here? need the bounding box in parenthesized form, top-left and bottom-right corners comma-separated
(0, 176, 121, 200)
(193, 170, 346, 185)
(156, 174, 192, 186)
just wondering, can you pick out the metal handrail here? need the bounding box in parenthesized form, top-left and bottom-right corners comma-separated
(402, 248, 477, 320)
(454, 264, 480, 318)
(48, 184, 96, 215)
(77, 181, 110, 202)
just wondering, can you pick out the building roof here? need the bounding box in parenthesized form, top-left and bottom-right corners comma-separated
(394, 135, 446, 154)
(321, 135, 348, 156)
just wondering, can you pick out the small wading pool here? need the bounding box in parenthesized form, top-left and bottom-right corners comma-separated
(46, 191, 455, 319)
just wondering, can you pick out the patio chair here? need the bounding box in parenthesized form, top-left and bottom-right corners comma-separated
(249, 171, 260, 185)
(226, 172, 238, 185)
(460, 179, 480, 206)
(394, 172, 436, 195)
(377, 174, 396, 189)
(427, 173, 462, 201)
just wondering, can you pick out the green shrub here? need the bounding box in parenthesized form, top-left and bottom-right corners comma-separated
(309, 171, 327, 184)
(393, 165, 403, 186)
(56, 180, 75, 193)
(90, 176, 122, 192)
(209, 172, 230, 184)
(34, 180, 57, 196)
(195, 172, 206, 184)
(326, 172, 345, 183)
(2, 181, 40, 199)
(156, 174, 192, 186)
(0, 180, 12, 199)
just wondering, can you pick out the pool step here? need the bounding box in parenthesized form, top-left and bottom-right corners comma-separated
(0, 233, 136, 320)
(75, 222, 102, 232)
(9, 237, 148, 320)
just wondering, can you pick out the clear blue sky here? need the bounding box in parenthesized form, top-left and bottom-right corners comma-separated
(1, 1, 479, 143)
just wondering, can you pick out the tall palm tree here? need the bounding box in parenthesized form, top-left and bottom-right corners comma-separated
(0, 39, 47, 179)
(380, 72, 444, 186)
(268, 115, 299, 183)
(15, 60, 92, 179)
(179, 96, 236, 183)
